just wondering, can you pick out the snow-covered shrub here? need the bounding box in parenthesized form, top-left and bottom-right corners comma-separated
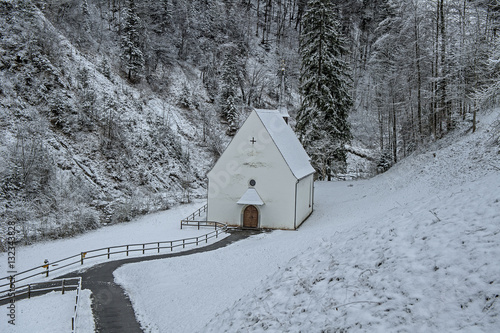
(1, 109, 54, 200)
(178, 83, 194, 109)
(377, 150, 393, 173)
(1, 201, 36, 245)
(72, 206, 100, 231)
(47, 89, 77, 134)
(109, 190, 151, 225)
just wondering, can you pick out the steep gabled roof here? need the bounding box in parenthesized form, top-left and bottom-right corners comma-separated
(255, 109, 315, 180)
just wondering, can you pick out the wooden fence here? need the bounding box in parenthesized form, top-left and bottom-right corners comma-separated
(0, 221, 226, 289)
(0, 205, 224, 332)
(0, 277, 82, 332)
(180, 203, 208, 228)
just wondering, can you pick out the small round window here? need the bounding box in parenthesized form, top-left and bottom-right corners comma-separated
(249, 179, 256, 186)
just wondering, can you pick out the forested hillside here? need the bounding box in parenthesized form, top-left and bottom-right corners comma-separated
(0, 0, 498, 248)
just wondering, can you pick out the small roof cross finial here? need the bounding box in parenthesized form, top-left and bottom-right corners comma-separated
(250, 137, 256, 144)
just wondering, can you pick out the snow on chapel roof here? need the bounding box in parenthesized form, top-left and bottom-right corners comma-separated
(255, 109, 315, 180)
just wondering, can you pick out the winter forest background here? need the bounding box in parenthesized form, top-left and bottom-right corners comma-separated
(0, 0, 499, 249)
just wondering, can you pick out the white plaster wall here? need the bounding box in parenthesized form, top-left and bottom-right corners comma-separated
(295, 174, 314, 228)
(207, 111, 298, 229)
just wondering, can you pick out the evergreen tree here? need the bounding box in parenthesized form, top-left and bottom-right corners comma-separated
(77, 67, 97, 130)
(219, 51, 240, 132)
(296, 0, 352, 180)
(120, 0, 145, 83)
(82, 0, 91, 33)
(474, 35, 500, 111)
(149, 0, 173, 34)
(225, 95, 238, 136)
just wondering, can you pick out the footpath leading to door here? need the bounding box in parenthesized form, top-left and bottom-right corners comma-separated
(59, 228, 261, 332)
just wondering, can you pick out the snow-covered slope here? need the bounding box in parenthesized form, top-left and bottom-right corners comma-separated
(0, 2, 224, 246)
(114, 109, 499, 332)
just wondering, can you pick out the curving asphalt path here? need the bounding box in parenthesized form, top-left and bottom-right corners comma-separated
(58, 228, 261, 333)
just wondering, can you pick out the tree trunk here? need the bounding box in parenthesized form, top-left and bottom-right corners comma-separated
(439, 0, 450, 132)
(413, 3, 423, 140)
(392, 95, 397, 163)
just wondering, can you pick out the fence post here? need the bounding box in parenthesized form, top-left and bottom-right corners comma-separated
(72, 317, 75, 331)
(44, 259, 49, 277)
(206, 234, 208, 243)
(107, 248, 110, 259)
(158, 242, 160, 253)
(196, 237, 198, 246)
(80, 253, 85, 265)
(142, 244, 145, 254)
(127, 245, 129, 256)
(183, 239, 185, 248)
(62, 279, 65, 295)
(28, 284, 31, 299)
(180, 220, 183, 229)
(170, 241, 173, 251)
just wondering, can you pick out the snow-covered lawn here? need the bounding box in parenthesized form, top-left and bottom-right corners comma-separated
(0, 289, 93, 333)
(114, 110, 500, 332)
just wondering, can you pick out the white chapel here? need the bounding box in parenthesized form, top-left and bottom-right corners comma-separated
(206, 109, 315, 230)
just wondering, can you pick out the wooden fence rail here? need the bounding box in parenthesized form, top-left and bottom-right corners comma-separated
(0, 221, 227, 289)
(0, 277, 81, 302)
(180, 204, 208, 228)
(71, 277, 82, 333)
(0, 277, 82, 332)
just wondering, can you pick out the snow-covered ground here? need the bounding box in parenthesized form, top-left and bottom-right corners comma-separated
(0, 110, 498, 332)
(114, 110, 500, 332)
(0, 199, 224, 332)
(0, 199, 217, 282)
(0, 289, 93, 333)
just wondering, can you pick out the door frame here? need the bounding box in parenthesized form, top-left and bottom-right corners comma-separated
(241, 205, 260, 228)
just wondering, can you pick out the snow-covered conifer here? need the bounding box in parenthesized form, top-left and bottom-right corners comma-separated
(219, 51, 240, 130)
(120, 0, 145, 83)
(82, 0, 91, 32)
(296, 0, 352, 179)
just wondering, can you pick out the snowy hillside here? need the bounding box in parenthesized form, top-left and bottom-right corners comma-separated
(0, 0, 499, 329)
(1, 109, 498, 332)
(2, 0, 496, 250)
(0, 1, 227, 247)
(114, 109, 499, 332)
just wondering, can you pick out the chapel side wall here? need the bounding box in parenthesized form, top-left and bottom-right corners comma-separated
(295, 174, 314, 228)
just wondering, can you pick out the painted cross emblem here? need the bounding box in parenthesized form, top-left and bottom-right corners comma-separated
(250, 137, 256, 144)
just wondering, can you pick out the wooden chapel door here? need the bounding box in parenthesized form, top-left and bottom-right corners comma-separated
(243, 205, 258, 228)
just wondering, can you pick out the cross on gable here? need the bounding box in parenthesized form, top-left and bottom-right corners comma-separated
(250, 137, 256, 144)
